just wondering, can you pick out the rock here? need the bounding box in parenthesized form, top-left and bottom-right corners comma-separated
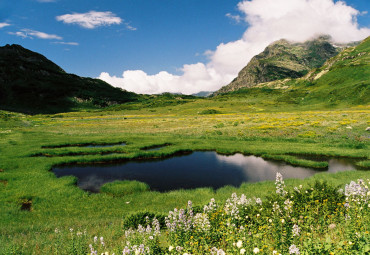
(366, 127, 370, 131)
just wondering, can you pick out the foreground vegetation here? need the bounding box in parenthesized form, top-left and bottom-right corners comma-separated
(89, 176, 369, 254)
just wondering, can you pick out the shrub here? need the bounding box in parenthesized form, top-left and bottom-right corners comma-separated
(199, 109, 221, 115)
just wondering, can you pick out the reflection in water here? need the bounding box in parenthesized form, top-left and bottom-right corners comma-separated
(216, 154, 317, 182)
(53, 152, 357, 193)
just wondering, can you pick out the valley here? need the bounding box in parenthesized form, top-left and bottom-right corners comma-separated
(0, 36, 369, 254)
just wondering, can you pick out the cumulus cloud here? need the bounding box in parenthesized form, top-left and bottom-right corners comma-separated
(99, 0, 370, 95)
(9, 29, 62, 40)
(56, 11, 122, 29)
(0, 22, 10, 29)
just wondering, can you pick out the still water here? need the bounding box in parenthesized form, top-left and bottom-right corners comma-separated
(53, 151, 357, 193)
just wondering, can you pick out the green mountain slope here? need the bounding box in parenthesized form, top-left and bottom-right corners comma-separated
(298, 36, 370, 106)
(0, 44, 140, 114)
(215, 36, 340, 95)
(216, 36, 370, 108)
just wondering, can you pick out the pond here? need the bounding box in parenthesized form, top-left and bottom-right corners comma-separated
(52, 151, 358, 193)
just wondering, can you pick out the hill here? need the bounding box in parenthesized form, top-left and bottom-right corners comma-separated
(216, 36, 370, 108)
(0, 44, 140, 114)
(215, 36, 340, 95)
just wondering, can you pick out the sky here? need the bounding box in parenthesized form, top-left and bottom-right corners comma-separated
(1, 0, 369, 94)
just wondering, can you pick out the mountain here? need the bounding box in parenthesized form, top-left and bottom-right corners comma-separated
(0, 44, 139, 114)
(192, 91, 213, 97)
(217, 36, 370, 107)
(215, 36, 341, 95)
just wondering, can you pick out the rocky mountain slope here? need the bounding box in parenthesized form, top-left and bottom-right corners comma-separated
(0, 44, 139, 113)
(218, 36, 369, 107)
(215, 36, 340, 95)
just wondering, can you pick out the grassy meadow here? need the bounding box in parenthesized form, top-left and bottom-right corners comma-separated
(0, 93, 369, 254)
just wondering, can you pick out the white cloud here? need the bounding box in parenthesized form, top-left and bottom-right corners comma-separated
(9, 29, 62, 40)
(226, 13, 242, 23)
(52, 41, 79, 46)
(8, 31, 30, 39)
(0, 22, 10, 29)
(23, 29, 62, 40)
(99, 0, 370, 95)
(124, 22, 137, 31)
(56, 11, 122, 29)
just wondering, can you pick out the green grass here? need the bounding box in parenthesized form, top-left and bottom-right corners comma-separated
(101, 180, 150, 197)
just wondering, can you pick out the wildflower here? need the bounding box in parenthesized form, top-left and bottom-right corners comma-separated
(169, 246, 174, 252)
(193, 213, 211, 232)
(217, 250, 226, 255)
(292, 224, 300, 236)
(176, 246, 183, 252)
(284, 199, 293, 212)
(54, 228, 59, 233)
(94, 236, 98, 243)
(255, 197, 262, 205)
(236, 240, 243, 248)
(273, 202, 280, 213)
(275, 172, 287, 196)
(240, 248, 246, 254)
(289, 244, 300, 254)
(281, 219, 285, 224)
(328, 223, 336, 229)
(269, 219, 272, 223)
(122, 247, 131, 255)
(203, 198, 217, 213)
(69, 228, 73, 232)
(253, 247, 260, 253)
(210, 247, 225, 255)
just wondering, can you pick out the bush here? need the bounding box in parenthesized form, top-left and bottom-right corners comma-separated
(198, 109, 221, 115)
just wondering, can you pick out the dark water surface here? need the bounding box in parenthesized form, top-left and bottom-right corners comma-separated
(52, 151, 358, 193)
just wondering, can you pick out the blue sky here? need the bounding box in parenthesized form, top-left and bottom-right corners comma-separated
(1, 0, 369, 94)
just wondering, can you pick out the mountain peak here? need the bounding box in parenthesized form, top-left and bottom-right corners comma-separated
(214, 36, 340, 95)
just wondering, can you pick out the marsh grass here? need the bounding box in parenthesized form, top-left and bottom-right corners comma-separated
(101, 180, 150, 197)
